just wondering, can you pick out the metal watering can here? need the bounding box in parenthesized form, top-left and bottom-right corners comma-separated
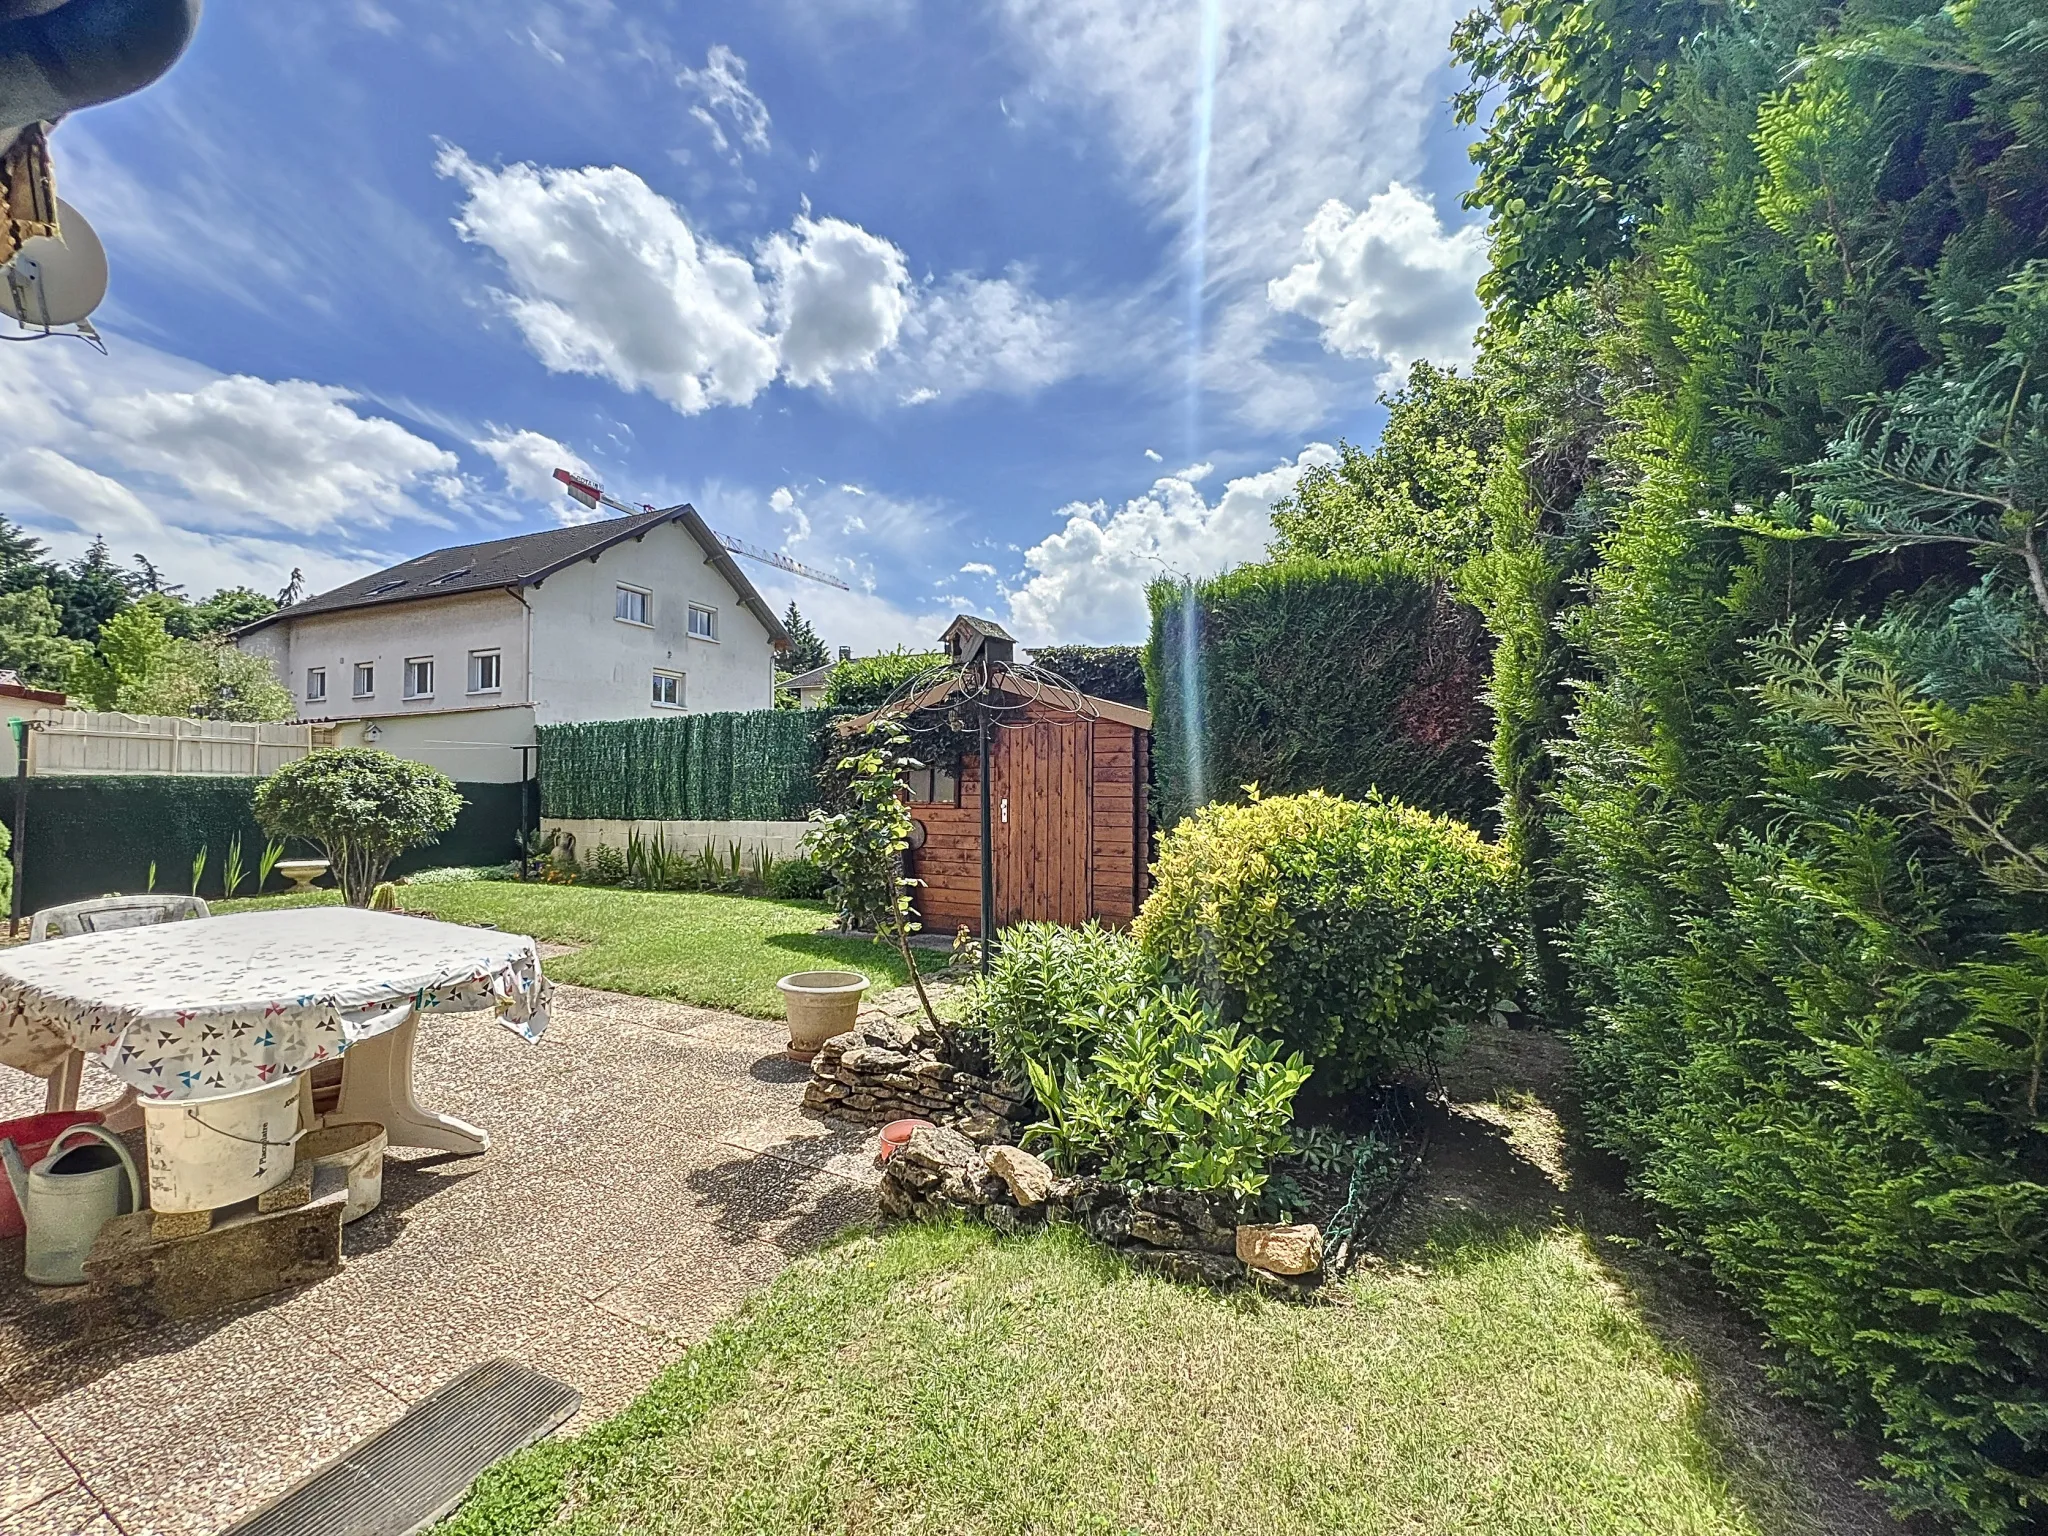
(0, 1124, 140, 1286)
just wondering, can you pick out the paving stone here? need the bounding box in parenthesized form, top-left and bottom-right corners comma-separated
(0, 1482, 114, 1536)
(0, 1404, 78, 1522)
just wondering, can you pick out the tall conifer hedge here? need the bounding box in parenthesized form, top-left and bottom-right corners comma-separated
(1144, 559, 1493, 829)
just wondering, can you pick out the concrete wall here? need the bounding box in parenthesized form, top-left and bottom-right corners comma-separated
(322, 704, 537, 784)
(543, 817, 813, 864)
(525, 524, 777, 723)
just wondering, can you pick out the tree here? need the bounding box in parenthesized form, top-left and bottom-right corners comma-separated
(188, 587, 279, 636)
(51, 536, 139, 640)
(0, 515, 56, 595)
(119, 639, 294, 722)
(67, 598, 291, 719)
(777, 601, 829, 675)
(255, 749, 463, 906)
(0, 588, 84, 689)
(1268, 362, 1503, 569)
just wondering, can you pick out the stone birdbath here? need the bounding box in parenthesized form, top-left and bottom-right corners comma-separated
(275, 858, 332, 893)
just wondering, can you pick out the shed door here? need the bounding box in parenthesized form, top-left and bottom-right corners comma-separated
(993, 721, 1094, 926)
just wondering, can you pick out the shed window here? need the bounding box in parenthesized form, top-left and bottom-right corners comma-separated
(305, 667, 326, 703)
(353, 663, 375, 698)
(906, 765, 958, 805)
(651, 670, 684, 709)
(403, 657, 434, 699)
(615, 585, 650, 625)
(688, 603, 716, 640)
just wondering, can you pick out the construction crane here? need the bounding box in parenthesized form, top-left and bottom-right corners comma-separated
(553, 467, 850, 590)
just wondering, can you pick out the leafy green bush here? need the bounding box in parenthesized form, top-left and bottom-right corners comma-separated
(974, 921, 1148, 1084)
(1146, 559, 1494, 829)
(1136, 789, 1517, 1091)
(823, 649, 946, 713)
(254, 749, 463, 906)
(765, 856, 830, 900)
(1024, 987, 1309, 1197)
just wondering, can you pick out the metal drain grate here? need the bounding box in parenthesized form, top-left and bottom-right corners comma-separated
(225, 1358, 581, 1536)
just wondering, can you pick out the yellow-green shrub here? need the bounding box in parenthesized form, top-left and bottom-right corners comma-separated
(1135, 789, 1517, 1089)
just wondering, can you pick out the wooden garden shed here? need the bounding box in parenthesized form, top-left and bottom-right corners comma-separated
(846, 662, 1152, 935)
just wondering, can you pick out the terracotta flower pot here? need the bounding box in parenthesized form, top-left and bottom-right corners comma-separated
(777, 970, 869, 1060)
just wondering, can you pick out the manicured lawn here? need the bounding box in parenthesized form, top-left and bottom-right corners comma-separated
(441, 1216, 1830, 1536)
(221, 882, 940, 1016)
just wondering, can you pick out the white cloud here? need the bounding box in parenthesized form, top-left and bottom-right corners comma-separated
(994, 0, 1465, 424)
(1267, 184, 1486, 382)
(438, 145, 779, 415)
(760, 215, 912, 388)
(475, 428, 596, 519)
(960, 562, 998, 577)
(1006, 444, 1338, 643)
(87, 376, 458, 534)
(1144, 448, 1163, 461)
(885, 275, 1078, 401)
(437, 147, 1080, 414)
(0, 331, 451, 598)
(680, 44, 772, 156)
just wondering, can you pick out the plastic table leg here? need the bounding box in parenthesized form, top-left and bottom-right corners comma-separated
(333, 1009, 489, 1155)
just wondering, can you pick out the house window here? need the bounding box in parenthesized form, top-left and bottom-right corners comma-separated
(687, 603, 717, 640)
(403, 657, 434, 699)
(305, 667, 326, 704)
(615, 585, 650, 625)
(651, 670, 684, 709)
(906, 765, 959, 805)
(468, 650, 501, 694)
(353, 663, 375, 698)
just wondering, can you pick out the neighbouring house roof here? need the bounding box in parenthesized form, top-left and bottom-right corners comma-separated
(780, 661, 836, 691)
(235, 506, 792, 648)
(0, 671, 65, 707)
(838, 670, 1151, 734)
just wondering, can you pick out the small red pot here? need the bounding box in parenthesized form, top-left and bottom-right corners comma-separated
(877, 1118, 935, 1165)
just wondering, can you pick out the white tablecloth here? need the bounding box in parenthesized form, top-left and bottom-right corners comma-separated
(0, 908, 550, 1102)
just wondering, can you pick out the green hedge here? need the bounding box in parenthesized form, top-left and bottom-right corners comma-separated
(537, 710, 824, 821)
(2, 775, 531, 912)
(1145, 559, 1494, 830)
(1024, 645, 1147, 708)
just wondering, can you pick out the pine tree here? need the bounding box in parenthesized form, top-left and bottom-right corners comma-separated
(52, 536, 139, 641)
(777, 601, 829, 674)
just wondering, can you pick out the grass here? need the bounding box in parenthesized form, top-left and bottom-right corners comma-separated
(219, 881, 940, 1016)
(440, 1217, 1836, 1536)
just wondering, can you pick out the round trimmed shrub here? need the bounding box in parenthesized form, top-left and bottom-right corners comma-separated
(255, 748, 462, 907)
(1134, 789, 1518, 1089)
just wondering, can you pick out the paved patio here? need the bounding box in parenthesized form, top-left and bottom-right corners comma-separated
(0, 980, 887, 1536)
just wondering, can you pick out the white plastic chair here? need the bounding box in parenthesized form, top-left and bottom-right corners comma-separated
(27, 894, 210, 1119)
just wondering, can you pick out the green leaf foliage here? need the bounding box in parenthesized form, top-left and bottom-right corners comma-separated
(801, 725, 922, 936)
(1135, 790, 1519, 1093)
(973, 920, 1149, 1085)
(1145, 559, 1495, 829)
(255, 749, 462, 906)
(822, 649, 947, 713)
(1020, 645, 1148, 708)
(1024, 986, 1310, 1199)
(1269, 361, 1503, 569)
(1455, 0, 2048, 1522)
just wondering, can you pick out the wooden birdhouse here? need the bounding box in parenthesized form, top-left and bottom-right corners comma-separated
(941, 613, 1016, 670)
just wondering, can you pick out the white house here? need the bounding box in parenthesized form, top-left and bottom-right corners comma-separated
(235, 506, 789, 782)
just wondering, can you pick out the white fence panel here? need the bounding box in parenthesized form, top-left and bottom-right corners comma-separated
(25, 711, 321, 777)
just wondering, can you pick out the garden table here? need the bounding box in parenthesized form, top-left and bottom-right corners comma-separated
(0, 908, 551, 1154)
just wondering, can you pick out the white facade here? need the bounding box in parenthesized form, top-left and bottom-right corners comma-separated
(236, 521, 779, 783)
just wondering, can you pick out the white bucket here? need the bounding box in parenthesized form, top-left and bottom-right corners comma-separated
(141, 1078, 304, 1214)
(300, 1121, 386, 1224)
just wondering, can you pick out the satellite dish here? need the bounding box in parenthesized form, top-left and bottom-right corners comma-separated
(1, 198, 109, 329)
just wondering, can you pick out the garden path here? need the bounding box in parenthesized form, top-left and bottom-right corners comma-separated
(0, 980, 887, 1536)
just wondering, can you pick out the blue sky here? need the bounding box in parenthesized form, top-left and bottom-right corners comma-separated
(2, 0, 1486, 650)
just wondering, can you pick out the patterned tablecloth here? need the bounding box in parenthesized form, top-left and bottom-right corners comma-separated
(0, 908, 550, 1102)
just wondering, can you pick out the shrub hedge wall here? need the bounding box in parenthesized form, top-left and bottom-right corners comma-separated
(537, 710, 824, 822)
(1144, 559, 1494, 829)
(3, 775, 530, 912)
(1023, 645, 1148, 708)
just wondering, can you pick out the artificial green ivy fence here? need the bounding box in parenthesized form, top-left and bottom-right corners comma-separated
(1145, 558, 1495, 830)
(537, 709, 824, 822)
(1, 775, 530, 913)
